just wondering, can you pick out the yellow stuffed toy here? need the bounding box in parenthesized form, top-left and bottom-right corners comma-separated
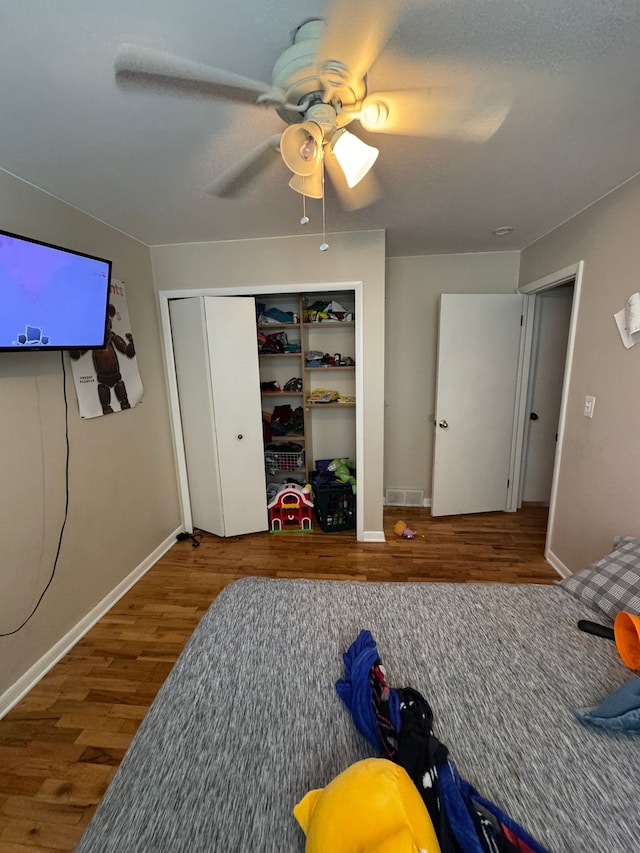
(293, 758, 441, 853)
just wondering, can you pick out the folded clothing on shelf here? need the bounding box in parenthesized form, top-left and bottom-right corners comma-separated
(256, 305, 299, 325)
(263, 405, 304, 440)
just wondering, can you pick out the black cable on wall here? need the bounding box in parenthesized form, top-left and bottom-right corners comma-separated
(0, 351, 70, 637)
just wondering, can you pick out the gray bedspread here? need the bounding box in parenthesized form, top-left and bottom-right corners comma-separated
(75, 578, 640, 852)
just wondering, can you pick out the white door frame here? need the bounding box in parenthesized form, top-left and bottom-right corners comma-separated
(158, 282, 365, 541)
(515, 261, 584, 569)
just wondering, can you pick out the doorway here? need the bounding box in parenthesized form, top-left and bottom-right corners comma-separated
(517, 261, 584, 575)
(519, 283, 574, 503)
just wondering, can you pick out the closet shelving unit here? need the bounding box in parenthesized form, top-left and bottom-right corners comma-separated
(257, 292, 357, 496)
(303, 321, 356, 410)
(257, 306, 307, 487)
(301, 293, 357, 475)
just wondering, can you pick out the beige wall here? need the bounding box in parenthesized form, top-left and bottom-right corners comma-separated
(151, 229, 386, 536)
(520, 175, 640, 571)
(9, 154, 633, 702)
(0, 171, 180, 699)
(384, 252, 521, 497)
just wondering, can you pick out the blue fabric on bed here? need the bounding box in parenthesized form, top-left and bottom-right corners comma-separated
(575, 677, 640, 732)
(338, 631, 552, 853)
(448, 760, 549, 853)
(443, 765, 552, 853)
(335, 629, 401, 746)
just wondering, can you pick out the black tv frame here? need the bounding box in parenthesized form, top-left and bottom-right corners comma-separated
(0, 227, 112, 352)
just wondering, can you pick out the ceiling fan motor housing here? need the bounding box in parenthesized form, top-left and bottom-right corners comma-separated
(271, 19, 365, 124)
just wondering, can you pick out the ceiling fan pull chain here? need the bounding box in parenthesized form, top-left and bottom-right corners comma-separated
(320, 160, 329, 252)
(300, 178, 309, 225)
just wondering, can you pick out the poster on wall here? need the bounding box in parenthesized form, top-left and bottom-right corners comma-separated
(70, 279, 143, 418)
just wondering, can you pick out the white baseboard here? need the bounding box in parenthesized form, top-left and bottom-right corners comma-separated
(363, 530, 386, 542)
(546, 548, 571, 578)
(0, 526, 182, 720)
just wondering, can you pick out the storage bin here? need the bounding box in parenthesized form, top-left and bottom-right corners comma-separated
(311, 474, 356, 532)
(264, 447, 305, 475)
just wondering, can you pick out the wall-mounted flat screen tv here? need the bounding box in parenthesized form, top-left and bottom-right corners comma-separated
(0, 228, 112, 352)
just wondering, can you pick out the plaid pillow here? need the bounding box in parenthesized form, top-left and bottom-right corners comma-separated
(557, 538, 640, 619)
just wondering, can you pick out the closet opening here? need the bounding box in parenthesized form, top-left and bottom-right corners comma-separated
(158, 282, 365, 540)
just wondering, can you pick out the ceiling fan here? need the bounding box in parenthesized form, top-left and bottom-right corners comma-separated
(114, 0, 511, 208)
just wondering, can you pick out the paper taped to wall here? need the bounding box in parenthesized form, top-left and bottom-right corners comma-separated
(70, 279, 143, 417)
(614, 291, 640, 348)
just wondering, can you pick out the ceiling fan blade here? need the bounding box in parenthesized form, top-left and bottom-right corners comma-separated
(324, 152, 382, 211)
(317, 0, 401, 88)
(358, 86, 512, 142)
(115, 44, 286, 105)
(206, 134, 282, 197)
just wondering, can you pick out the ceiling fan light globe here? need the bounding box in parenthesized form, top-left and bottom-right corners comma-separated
(289, 170, 324, 199)
(281, 121, 323, 176)
(360, 99, 389, 131)
(331, 129, 379, 188)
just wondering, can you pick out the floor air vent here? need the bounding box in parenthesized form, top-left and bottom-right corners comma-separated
(385, 488, 425, 507)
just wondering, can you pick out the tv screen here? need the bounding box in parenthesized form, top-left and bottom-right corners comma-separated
(0, 228, 112, 352)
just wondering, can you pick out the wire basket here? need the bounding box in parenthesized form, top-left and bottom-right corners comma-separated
(264, 448, 305, 475)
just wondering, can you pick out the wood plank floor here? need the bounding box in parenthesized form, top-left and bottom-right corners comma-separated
(0, 505, 556, 852)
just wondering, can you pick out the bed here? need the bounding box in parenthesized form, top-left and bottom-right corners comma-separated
(75, 575, 640, 852)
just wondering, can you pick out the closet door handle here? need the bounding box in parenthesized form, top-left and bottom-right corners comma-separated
(237, 434, 243, 440)
(438, 420, 448, 429)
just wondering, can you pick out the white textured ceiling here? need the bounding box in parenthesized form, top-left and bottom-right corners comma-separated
(1, 1, 639, 256)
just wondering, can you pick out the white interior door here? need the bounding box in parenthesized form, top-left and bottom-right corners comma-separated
(170, 296, 267, 537)
(202, 297, 267, 535)
(431, 293, 524, 517)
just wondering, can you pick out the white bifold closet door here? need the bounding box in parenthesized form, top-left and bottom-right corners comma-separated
(170, 296, 268, 537)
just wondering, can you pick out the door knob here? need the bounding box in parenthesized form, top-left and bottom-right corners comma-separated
(439, 420, 448, 429)
(237, 434, 243, 440)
